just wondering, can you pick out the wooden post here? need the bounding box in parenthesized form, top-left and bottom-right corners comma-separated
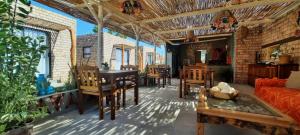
(151, 35, 157, 64)
(83, 0, 104, 68)
(122, 44, 124, 66)
(68, 28, 76, 67)
(131, 24, 142, 67)
(97, 5, 104, 68)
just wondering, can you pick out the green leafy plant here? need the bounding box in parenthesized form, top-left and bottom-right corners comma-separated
(0, 0, 47, 133)
(93, 26, 128, 39)
(102, 62, 108, 68)
(63, 68, 77, 91)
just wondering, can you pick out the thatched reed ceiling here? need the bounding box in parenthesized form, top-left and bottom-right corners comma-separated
(35, 0, 299, 45)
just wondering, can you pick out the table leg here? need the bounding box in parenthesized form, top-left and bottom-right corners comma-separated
(179, 70, 182, 98)
(111, 94, 115, 120)
(134, 72, 139, 105)
(110, 76, 115, 120)
(122, 78, 126, 107)
(78, 91, 84, 114)
(197, 123, 204, 135)
(117, 92, 120, 110)
(106, 96, 110, 106)
(99, 97, 104, 120)
(158, 78, 160, 88)
(210, 72, 214, 88)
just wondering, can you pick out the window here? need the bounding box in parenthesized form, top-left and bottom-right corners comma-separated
(147, 52, 153, 65)
(124, 49, 130, 65)
(18, 27, 50, 77)
(83, 47, 91, 58)
(200, 50, 207, 63)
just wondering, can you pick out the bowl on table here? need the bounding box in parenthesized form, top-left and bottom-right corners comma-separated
(209, 89, 239, 100)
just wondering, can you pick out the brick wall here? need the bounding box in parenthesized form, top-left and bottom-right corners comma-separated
(28, 6, 76, 82)
(77, 33, 157, 70)
(77, 33, 137, 69)
(261, 8, 300, 67)
(234, 27, 262, 83)
(234, 7, 300, 83)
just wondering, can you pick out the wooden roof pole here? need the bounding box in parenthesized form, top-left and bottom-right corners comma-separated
(143, 19, 273, 36)
(122, 44, 124, 66)
(151, 35, 158, 64)
(83, 0, 103, 68)
(89, 0, 176, 45)
(83, 0, 113, 68)
(131, 24, 142, 66)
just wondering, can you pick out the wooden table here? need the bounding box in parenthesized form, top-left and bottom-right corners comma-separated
(179, 69, 214, 98)
(197, 89, 300, 135)
(100, 70, 139, 120)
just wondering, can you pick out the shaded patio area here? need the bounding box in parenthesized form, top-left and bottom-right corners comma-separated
(33, 80, 260, 135)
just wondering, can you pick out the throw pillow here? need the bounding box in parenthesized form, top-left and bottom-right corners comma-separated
(286, 71, 300, 89)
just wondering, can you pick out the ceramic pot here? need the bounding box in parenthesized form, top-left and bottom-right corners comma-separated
(279, 54, 291, 64)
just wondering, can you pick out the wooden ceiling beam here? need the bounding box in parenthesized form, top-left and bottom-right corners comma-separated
(89, 0, 176, 45)
(168, 33, 233, 41)
(123, 0, 295, 26)
(180, 38, 228, 45)
(270, 0, 300, 19)
(144, 19, 273, 36)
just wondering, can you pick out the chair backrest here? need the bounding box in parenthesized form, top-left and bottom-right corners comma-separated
(75, 66, 102, 94)
(157, 64, 169, 68)
(183, 65, 207, 83)
(147, 65, 159, 75)
(195, 63, 208, 70)
(120, 65, 138, 71)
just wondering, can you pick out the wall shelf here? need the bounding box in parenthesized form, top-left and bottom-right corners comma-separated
(262, 36, 300, 48)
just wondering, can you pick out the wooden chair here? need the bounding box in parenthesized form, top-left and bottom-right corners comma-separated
(158, 64, 171, 85)
(183, 65, 207, 97)
(75, 66, 121, 120)
(146, 65, 164, 87)
(119, 65, 138, 106)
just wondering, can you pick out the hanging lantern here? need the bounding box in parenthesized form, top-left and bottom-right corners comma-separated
(211, 10, 238, 32)
(120, 0, 143, 15)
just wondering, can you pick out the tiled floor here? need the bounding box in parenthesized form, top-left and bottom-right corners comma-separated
(33, 80, 261, 135)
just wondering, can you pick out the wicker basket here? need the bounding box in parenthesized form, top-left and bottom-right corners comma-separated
(209, 89, 239, 100)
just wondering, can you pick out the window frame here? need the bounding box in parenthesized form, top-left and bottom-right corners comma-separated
(82, 46, 92, 58)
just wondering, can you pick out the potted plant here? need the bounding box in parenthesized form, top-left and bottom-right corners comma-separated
(0, 0, 47, 134)
(101, 62, 110, 70)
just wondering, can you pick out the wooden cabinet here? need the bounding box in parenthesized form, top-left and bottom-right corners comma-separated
(248, 64, 299, 86)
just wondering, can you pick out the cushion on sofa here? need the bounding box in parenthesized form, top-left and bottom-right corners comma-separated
(286, 71, 300, 89)
(255, 86, 300, 125)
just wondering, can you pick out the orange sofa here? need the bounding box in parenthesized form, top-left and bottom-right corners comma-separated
(255, 78, 300, 125)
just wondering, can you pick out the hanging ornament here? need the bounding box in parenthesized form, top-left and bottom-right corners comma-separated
(120, 0, 143, 15)
(211, 10, 238, 32)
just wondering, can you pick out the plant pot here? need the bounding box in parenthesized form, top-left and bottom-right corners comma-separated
(279, 54, 291, 64)
(6, 124, 33, 135)
(102, 67, 109, 70)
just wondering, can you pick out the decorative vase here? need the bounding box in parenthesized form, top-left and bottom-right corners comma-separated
(279, 54, 291, 64)
(36, 74, 47, 96)
(46, 86, 55, 94)
(103, 67, 109, 70)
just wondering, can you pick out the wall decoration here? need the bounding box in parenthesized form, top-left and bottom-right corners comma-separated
(211, 10, 238, 32)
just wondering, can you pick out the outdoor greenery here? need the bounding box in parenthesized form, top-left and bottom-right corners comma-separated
(93, 26, 128, 39)
(0, 0, 47, 133)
